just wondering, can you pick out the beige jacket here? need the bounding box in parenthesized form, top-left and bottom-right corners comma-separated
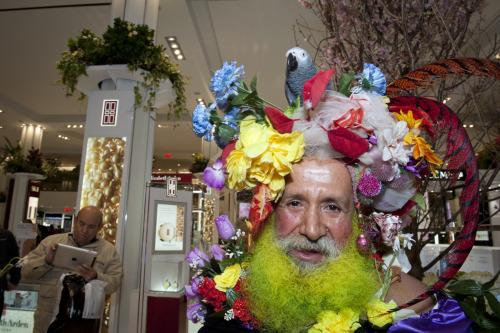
(21, 233, 123, 333)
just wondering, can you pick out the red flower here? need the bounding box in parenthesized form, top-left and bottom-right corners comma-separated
(232, 298, 253, 324)
(249, 184, 273, 238)
(197, 277, 227, 312)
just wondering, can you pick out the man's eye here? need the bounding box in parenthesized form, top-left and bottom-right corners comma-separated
(287, 200, 301, 207)
(327, 204, 340, 212)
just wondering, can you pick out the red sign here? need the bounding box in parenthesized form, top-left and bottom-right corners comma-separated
(151, 173, 193, 183)
(102, 100, 119, 126)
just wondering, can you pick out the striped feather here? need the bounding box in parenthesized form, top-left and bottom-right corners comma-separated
(387, 96, 480, 312)
(386, 58, 500, 95)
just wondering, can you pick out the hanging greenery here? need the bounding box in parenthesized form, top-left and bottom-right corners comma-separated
(56, 17, 190, 119)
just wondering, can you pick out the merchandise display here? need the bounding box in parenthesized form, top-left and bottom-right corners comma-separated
(186, 49, 500, 332)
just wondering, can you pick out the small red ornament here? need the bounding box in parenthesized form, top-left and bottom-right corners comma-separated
(356, 234, 372, 254)
(164, 153, 171, 159)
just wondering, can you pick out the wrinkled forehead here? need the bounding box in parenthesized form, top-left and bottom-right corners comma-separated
(287, 157, 356, 200)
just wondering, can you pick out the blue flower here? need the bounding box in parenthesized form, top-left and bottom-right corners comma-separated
(357, 63, 386, 96)
(192, 102, 215, 141)
(214, 106, 240, 149)
(210, 61, 244, 112)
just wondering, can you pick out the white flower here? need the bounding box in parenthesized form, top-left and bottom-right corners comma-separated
(15, 256, 27, 268)
(392, 233, 414, 252)
(378, 121, 411, 165)
(224, 309, 235, 321)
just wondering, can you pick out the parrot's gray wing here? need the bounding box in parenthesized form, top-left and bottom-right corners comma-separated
(285, 47, 320, 106)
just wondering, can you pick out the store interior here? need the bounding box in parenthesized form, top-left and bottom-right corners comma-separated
(0, 1, 499, 333)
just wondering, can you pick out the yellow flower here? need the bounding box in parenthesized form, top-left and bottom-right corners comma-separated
(395, 110, 423, 133)
(214, 263, 244, 292)
(309, 309, 361, 333)
(404, 132, 443, 176)
(226, 117, 305, 200)
(366, 298, 397, 328)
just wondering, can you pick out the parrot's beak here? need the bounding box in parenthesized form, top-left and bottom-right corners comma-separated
(287, 52, 298, 72)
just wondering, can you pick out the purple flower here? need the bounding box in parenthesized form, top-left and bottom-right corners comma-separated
(185, 284, 201, 301)
(203, 158, 225, 191)
(210, 244, 226, 261)
(215, 214, 235, 240)
(187, 301, 206, 323)
(358, 173, 383, 197)
(185, 247, 209, 267)
(404, 157, 426, 177)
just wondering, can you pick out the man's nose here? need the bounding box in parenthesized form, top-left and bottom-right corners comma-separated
(299, 208, 325, 241)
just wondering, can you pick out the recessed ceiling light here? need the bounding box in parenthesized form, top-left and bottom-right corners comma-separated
(171, 43, 178, 48)
(177, 55, 184, 60)
(0, 110, 3, 113)
(0, 126, 3, 129)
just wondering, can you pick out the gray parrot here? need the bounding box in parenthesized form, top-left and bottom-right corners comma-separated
(285, 47, 333, 106)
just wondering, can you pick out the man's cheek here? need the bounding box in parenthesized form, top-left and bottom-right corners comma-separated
(275, 210, 300, 237)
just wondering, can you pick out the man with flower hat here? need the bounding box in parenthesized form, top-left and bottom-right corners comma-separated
(187, 56, 497, 332)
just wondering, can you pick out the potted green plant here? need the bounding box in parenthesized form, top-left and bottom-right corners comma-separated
(56, 17, 189, 119)
(189, 153, 209, 174)
(0, 138, 44, 174)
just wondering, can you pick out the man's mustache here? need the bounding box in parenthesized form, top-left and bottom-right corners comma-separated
(277, 234, 340, 259)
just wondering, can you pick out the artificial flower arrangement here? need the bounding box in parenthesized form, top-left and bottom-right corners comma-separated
(186, 60, 453, 331)
(189, 153, 210, 174)
(56, 17, 189, 118)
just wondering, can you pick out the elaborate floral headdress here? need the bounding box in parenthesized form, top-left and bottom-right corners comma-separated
(190, 53, 500, 325)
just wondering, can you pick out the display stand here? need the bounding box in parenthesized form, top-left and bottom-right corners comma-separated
(136, 184, 193, 333)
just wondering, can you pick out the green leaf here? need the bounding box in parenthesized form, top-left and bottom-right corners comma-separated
(361, 77, 372, 90)
(412, 193, 426, 211)
(226, 288, 241, 308)
(477, 295, 487, 313)
(231, 92, 249, 106)
(338, 72, 354, 97)
(239, 81, 249, 91)
(250, 74, 258, 91)
(475, 311, 500, 329)
(458, 300, 481, 322)
(217, 124, 237, 139)
(485, 292, 500, 318)
(237, 110, 256, 121)
(483, 270, 500, 291)
(447, 279, 484, 297)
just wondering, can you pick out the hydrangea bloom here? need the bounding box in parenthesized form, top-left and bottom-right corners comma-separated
(192, 103, 215, 141)
(210, 61, 244, 112)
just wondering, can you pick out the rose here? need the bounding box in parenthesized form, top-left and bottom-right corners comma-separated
(366, 298, 397, 328)
(214, 263, 243, 292)
(215, 214, 235, 240)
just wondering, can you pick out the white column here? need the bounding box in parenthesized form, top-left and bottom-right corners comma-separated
(20, 124, 43, 156)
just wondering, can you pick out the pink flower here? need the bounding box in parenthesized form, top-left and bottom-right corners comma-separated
(358, 173, 383, 197)
(371, 212, 402, 247)
(203, 158, 225, 191)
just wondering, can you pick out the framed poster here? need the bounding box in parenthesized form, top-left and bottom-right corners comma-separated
(153, 201, 187, 253)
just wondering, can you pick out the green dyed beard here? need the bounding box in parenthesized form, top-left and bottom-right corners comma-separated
(244, 218, 379, 332)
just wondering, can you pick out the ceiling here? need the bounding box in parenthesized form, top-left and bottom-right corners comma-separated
(0, 0, 324, 174)
(0, 1, 499, 176)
